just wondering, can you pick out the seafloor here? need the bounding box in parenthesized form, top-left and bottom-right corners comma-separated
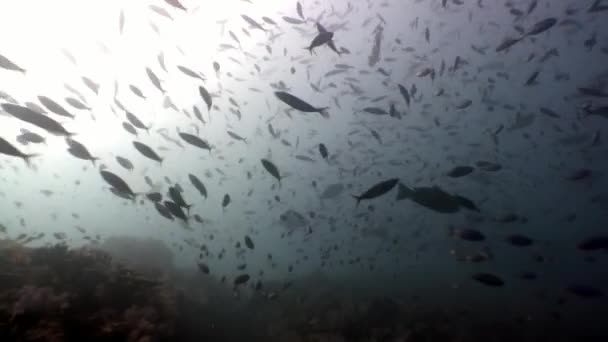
(0, 237, 605, 342)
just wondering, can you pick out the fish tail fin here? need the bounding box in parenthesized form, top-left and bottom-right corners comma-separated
(186, 204, 192, 215)
(351, 195, 362, 206)
(23, 153, 39, 168)
(319, 108, 330, 119)
(91, 157, 99, 167)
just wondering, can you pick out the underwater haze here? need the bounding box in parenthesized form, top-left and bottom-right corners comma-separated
(0, 0, 608, 341)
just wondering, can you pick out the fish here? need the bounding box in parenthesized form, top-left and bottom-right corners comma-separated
(197, 262, 210, 274)
(472, 273, 504, 287)
(398, 84, 410, 107)
(0, 137, 37, 166)
(122, 122, 138, 137)
(0, 53, 26, 73)
(397, 184, 479, 213)
(189, 174, 208, 198)
(1, 104, 73, 136)
(577, 87, 608, 98)
(17, 129, 45, 145)
(150, 5, 173, 20)
(178, 132, 212, 152)
(126, 112, 150, 133)
(261, 159, 282, 185)
(524, 18, 557, 36)
(65, 97, 90, 110)
(81, 76, 100, 94)
(241, 15, 266, 32)
(177, 65, 205, 81)
(352, 178, 399, 206)
(495, 37, 521, 52)
(296, 2, 305, 20)
(566, 284, 604, 298)
(169, 185, 191, 213)
(164, 201, 188, 221)
(306, 32, 334, 55)
(446, 166, 474, 178)
(100, 170, 136, 199)
(119, 10, 125, 34)
(275, 91, 329, 118)
(319, 143, 328, 160)
(234, 274, 250, 285)
(116, 156, 134, 171)
(244, 235, 255, 249)
(577, 236, 608, 250)
(506, 234, 534, 247)
(165, 0, 187, 11)
(146, 192, 162, 202)
(222, 194, 231, 211)
(227, 131, 247, 143)
(146, 67, 165, 93)
(283, 16, 305, 24)
(37, 96, 74, 118)
(129, 85, 146, 99)
(133, 141, 163, 164)
(66, 138, 98, 165)
(449, 226, 485, 241)
(199, 86, 212, 111)
(154, 202, 174, 220)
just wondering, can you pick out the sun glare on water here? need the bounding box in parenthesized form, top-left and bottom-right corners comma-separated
(0, 0, 284, 156)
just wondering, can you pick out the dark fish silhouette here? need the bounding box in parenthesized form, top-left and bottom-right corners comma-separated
(275, 91, 329, 118)
(352, 178, 399, 206)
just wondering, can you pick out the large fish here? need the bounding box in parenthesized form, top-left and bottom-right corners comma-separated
(1, 104, 73, 136)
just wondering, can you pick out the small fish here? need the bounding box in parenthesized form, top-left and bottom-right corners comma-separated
(449, 226, 485, 241)
(577, 236, 608, 250)
(447, 166, 474, 178)
(146, 67, 165, 93)
(505, 234, 534, 247)
(398, 84, 410, 107)
(199, 86, 212, 111)
(261, 159, 282, 185)
(189, 174, 207, 198)
(165, 0, 187, 11)
(126, 112, 150, 133)
(0, 137, 37, 166)
(164, 200, 188, 221)
(222, 194, 231, 211)
(0, 53, 26, 73)
(525, 18, 557, 36)
(233, 274, 250, 285)
(38, 96, 74, 118)
(352, 178, 399, 206)
(66, 138, 98, 165)
(244, 235, 255, 249)
(178, 132, 212, 152)
(100, 170, 136, 199)
(133, 141, 163, 164)
(472, 273, 504, 287)
(275, 91, 329, 118)
(318, 143, 328, 160)
(116, 156, 134, 171)
(241, 15, 266, 32)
